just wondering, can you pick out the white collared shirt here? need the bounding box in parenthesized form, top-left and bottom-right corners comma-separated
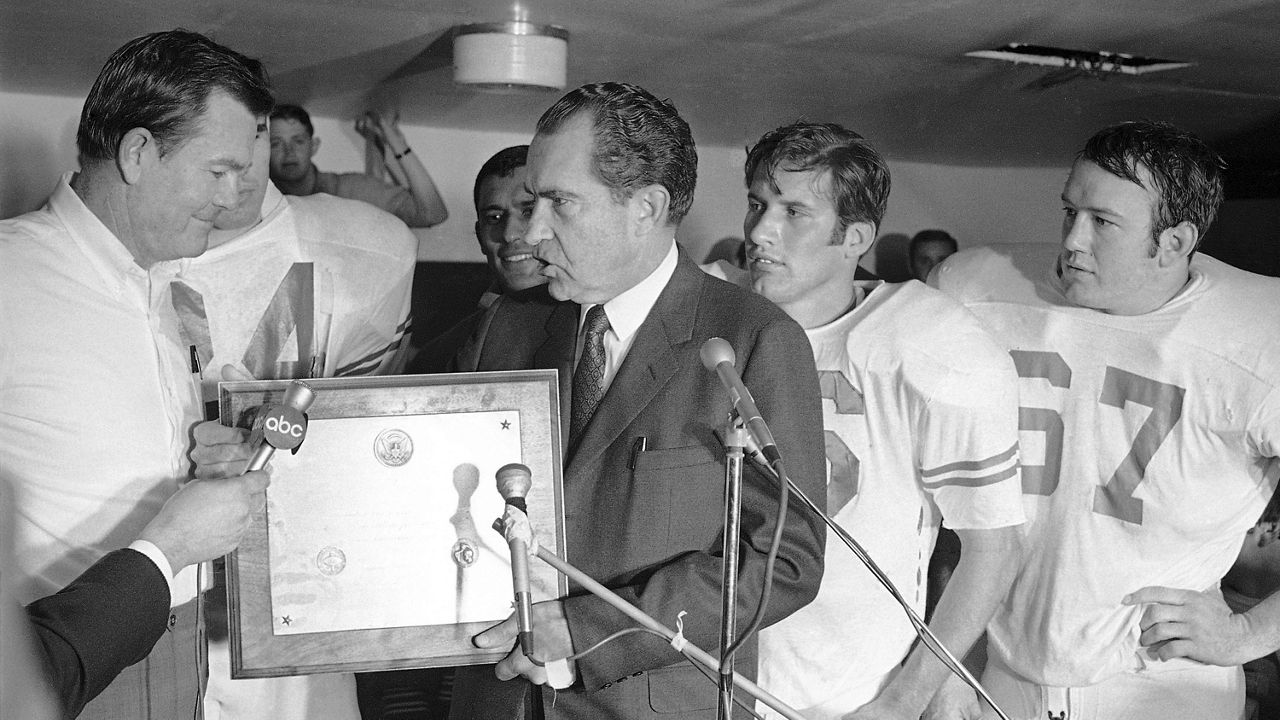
(575, 240, 679, 395)
(0, 173, 200, 606)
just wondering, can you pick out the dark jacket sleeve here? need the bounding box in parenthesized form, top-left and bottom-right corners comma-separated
(25, 548, 171, 719)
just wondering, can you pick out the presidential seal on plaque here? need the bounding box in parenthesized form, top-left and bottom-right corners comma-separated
(374, 428, 413, 467)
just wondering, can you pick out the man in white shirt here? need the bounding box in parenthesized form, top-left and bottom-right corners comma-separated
(0, 29, 272, 720)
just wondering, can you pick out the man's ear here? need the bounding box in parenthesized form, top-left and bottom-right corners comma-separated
(630, 184, 671, 236)
(1158, 221, 1198, 265)
(841, 220, 877, 260)
(117, 128, 154, 185)
(310, 136, 321, 158)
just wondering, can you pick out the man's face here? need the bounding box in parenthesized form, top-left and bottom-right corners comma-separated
(269, 118, 316, 183)
(910, 239, 955, 282)
(128, 90, 258, 266)
(524, 114, 636, 305)
(475, 166, 543, 293)
(745, 167, 854, 323)
(213, 126, 270, 233)
(1058, 159, 1168, 315)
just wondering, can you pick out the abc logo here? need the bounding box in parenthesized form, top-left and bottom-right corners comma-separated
(266, 416, 304, 436)
(261, 404, 307, 450)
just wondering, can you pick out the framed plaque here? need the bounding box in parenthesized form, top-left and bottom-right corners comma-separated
(218, 371, 567, 678)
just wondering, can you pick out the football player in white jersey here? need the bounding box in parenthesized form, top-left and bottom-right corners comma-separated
(933, 120, 1280, 719)
(194, 130, 417, 390)
(183, 125, 417, 720)
(739, 122, 1026, 720)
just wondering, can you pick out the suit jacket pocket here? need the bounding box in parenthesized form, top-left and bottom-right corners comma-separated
(632, 444, 716, 472)
(630, 444, 723, 556)
(646, 664, 717, 714)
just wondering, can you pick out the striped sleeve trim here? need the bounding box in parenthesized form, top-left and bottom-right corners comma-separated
(334, 315, 411, 377)
(920, 443, 1019, 490)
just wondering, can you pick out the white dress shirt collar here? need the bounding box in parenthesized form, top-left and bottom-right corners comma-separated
(576, 240, 679, 388)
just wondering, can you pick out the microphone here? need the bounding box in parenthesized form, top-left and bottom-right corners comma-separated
(495, 462, 535, 658)
(247, 380, 316, 472)
(699, 338, 781, 466)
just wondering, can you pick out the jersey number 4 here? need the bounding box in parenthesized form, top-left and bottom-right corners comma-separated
(1011, 350, 1185, 525)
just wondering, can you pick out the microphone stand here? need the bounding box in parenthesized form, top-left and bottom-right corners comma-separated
(718, 415, 747, 720)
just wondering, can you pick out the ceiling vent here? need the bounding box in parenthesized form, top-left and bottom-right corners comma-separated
(966, 43, 1193, 90)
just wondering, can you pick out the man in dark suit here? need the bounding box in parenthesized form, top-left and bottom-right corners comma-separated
(449, 82, 827, 719)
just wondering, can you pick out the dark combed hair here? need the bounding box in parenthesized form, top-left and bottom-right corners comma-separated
(535, 82, 697, 225)
(1079, 120, 1226, 247)
(77, 29, 273, 164)
(473, 145, 530, 208)
(270, 104, 314, 136)
(910, 229, 958, 254)
(744, 121, 890, 233)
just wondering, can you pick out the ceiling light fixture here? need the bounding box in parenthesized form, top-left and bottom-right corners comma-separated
(453, 21, 569, 92)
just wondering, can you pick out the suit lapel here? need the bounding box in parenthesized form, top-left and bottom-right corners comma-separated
(567, 252, 703, 470)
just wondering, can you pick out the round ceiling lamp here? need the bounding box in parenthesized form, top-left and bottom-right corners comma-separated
(453, 21, 569, 92)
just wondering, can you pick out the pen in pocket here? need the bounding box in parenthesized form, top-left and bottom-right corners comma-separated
(629, 436, 648, 469)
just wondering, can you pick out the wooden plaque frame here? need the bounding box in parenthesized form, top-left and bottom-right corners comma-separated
(218, 371, 566, 678)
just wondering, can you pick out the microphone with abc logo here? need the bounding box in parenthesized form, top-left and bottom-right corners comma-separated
(247, 381, 317, 472)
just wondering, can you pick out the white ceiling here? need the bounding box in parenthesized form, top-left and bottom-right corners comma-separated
(4, 0, 1280, 175)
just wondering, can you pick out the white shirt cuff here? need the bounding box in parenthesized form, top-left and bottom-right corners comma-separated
(127, 539, 177, 606)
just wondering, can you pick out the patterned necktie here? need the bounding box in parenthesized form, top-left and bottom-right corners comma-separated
(570, 304, 611, 445)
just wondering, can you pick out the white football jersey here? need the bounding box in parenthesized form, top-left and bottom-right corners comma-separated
(177, 186, 417, 397)
(758, 280, 1024, 719)
(935, 244, 1280, 686)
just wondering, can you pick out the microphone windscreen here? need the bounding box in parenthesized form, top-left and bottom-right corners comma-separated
(282, 380, 316, 412)
(700, 337, 735, 371)
(496, 463, 533, 508)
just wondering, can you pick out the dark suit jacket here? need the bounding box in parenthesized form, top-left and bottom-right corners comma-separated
(26, 548, 171, 719)
(450, 250, 826, 719)
(408, 304, 488, 374)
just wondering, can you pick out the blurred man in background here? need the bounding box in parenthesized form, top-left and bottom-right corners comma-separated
(269, 104, 448, 228)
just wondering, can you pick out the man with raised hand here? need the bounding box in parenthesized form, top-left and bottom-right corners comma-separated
(269, 104, 448, 228)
